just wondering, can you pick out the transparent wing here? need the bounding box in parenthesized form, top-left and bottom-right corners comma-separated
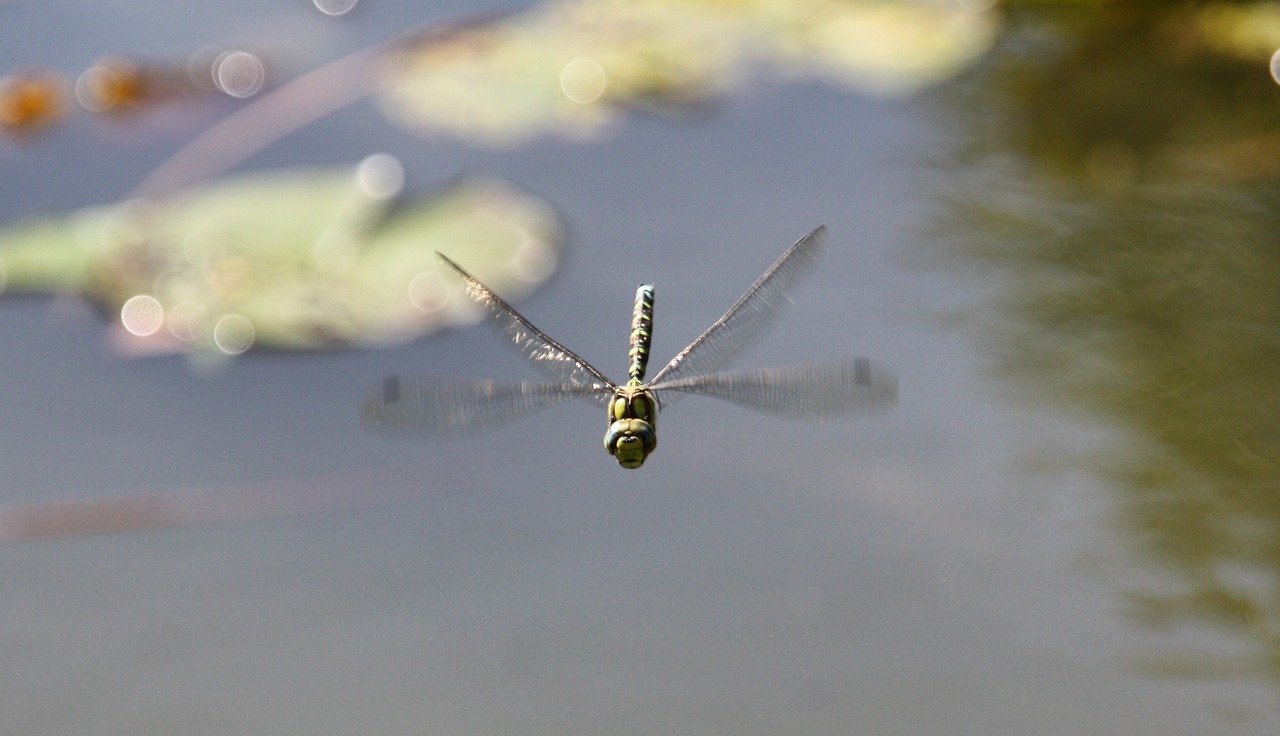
(361, 376, 609, 436)
(441, 253, 616, 406)
(651, 359, 897, 419)
(647, 226, 827, 397)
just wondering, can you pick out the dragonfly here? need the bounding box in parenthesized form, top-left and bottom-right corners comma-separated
(361, 226, 896, 468)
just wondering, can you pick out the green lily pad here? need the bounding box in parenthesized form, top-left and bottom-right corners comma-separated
(378, 0, 998, 146)
(0, 155, 563, 360)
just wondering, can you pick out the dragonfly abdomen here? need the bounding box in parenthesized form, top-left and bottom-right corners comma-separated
(627, 283, 654, 384)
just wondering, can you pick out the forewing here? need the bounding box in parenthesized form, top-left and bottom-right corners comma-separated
(648, 226, 827, 388)
(441, 253, 615, 406)
(361, 376, 605, 436)
(651, 359, 897, 420)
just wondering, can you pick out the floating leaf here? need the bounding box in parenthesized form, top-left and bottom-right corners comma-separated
(761, 0, 1000, 94)
(135, 1, 997, 192)
(379, 0, 998, 146)
(0, 156, 563, 361)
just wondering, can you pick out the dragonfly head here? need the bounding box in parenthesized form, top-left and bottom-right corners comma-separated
(605, 389, 657, 468)
(605, 419, 656, 468)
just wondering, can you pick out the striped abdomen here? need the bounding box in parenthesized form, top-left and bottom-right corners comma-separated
(627, 283, 654, 384)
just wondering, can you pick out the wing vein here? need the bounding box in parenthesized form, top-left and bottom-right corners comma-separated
(440, 253, 616, 406)
(647, 226, 827, 396)
(652, 359, 897, 419)
(361, 377, 606, 436)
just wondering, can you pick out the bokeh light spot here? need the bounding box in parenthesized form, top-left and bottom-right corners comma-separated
(313, 0, 359, 16)
(212, 314, 255, 354)
(120, 295, 164, 337)
(408, 270, 450, 312)
(166, 301, 207, 343)
(214, 51, 265, 98)
(514, 237, 558, 283)
(74, 61, 136, 112)
(356, 153, 406, 199)
(560, 58, 607, 104)
(1271, 49, 1280, 85)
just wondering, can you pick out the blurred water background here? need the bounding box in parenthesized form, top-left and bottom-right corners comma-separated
(2, 1, 1279, 733)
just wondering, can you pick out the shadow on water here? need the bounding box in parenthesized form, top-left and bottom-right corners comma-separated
(934, 2, 1280, 688)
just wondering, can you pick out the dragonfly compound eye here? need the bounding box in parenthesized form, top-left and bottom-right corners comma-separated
(630, 394, 654, 422)
(610, 397, 629, 422)
(628, 418, 657, 453)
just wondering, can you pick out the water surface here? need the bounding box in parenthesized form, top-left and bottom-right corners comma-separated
(2, 2, 1277, 733)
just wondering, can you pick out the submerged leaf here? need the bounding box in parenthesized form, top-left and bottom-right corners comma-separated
(0, 157, 563, 359)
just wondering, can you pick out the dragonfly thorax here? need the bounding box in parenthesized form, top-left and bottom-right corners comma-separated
(604, 385, 657, 469)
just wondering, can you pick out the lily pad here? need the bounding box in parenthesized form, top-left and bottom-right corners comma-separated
(379, 0, 998, 146)
(133, 1, 998, 193)
(0, 155, 564, 360)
